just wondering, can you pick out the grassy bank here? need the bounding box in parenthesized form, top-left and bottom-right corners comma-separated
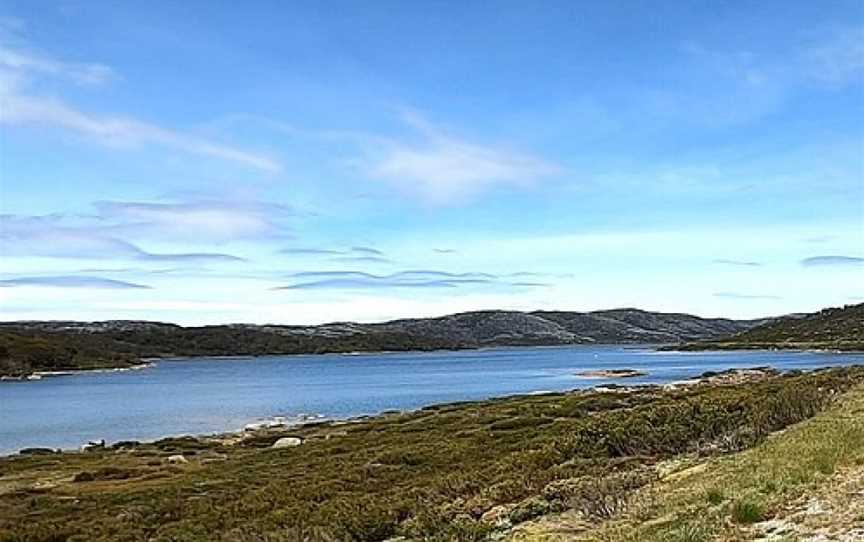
(1, 367, 863, 541)
(513, 370, 864, 541)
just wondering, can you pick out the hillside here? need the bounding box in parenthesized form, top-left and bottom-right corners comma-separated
(0, 308, 762, 377)
(679, 303, 864, 351)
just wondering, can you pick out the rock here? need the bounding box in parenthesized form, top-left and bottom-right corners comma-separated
(18, 447, 58, 456)
(575, 369, 647, 378)
(805, 499, 827, 515)
(542, 477, 583, 502)
(271, 437, 303, 449)
(755, 518, 795, 535)
(81, 439, 106, 452)
(696, 367, 779, 386)
(167, 454, 188, 464)
(72, 471, 96, 483)
(110, 440, 141, 450)
(509, 496, 551, 524)
(481, 504, 514, 527)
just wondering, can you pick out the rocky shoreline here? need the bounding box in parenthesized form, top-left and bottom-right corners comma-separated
(574, 368, 648, 378)
(7, 366, 782, 458)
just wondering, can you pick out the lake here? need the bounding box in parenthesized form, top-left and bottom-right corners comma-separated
(2, 345, 863, 455)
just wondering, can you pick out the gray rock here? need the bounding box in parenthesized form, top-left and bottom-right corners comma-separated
(272, 437, 303, 449)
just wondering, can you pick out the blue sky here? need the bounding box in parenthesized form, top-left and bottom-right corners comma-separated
(0, 1, 862, 324)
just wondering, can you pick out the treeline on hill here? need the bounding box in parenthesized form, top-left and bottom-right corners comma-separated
(0, 332, 139, 377)
(680, 303, 864, 351)
(2, 367, 861, 540)
(2, 303, 860, 377)
(0, 326, 461, 377)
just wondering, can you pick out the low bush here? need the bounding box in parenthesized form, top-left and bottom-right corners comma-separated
(1, 367, 861, 541)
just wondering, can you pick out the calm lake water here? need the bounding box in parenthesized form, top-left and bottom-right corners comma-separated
(2, 345, 863, 455)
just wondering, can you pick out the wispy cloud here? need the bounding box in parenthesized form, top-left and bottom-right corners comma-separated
(713, 291, 781, 300)
(801, 235, 836, 244)
(287, 270, 495, 280)
(0, 44, 281, 172)
(351, 246, 384, 256)
(801, 255, 864, 267)
(433, 248, 458, 254)
(712, 258, 762, 267)
(274, 270, 525, 291)
(0, 275, 151, 289)
(330, 255, 393, 265)
(396, 270, 497, 280)
(802, 27, 864, 86)
(289, 271, 381, 280)
(274, 278, 464, 290)
(0, 46, 113, 85)
(278, 246, 385, 257)
(1, 95, 282, 171)
(0, 214, 247, 262)
(279, 248, 344, 256)
(94, 199, 291, 242)
(367, 111, 560, 204)
(666, 28, 864, 127)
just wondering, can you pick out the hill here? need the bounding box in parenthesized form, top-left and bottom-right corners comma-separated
(0, 308, 762, 377)
(678, 303, 864, 351)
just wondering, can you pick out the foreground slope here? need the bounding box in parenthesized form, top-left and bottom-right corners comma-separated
(514, 369, 864, 541)
(0, 308, 762, 377)
(0, 367, 861, 540)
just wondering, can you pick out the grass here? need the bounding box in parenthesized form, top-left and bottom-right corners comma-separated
(730, 498, 766, 524)
(704, 488, 724, 506)
(1, 367, 863, 541)
(514, 368, 864, 541)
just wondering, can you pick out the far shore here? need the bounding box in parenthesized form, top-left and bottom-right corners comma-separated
(0, 362, 155, 382)
(3, 341, 862, 382)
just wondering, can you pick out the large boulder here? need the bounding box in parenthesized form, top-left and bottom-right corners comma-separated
(271, 437, 303, 449)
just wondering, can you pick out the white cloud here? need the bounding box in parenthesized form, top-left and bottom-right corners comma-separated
(0, 46, 113, 85)
(0, 214, 246, 262)
(368, 112, 560, 204)
(94, 199, 291, 241)
(1, 94, 282, 172)
(0, 44, 281, 172)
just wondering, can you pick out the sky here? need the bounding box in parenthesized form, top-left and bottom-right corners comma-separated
(0, 1, 862, 325)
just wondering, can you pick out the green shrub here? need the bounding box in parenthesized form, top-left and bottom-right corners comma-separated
(705, 488, 724, 505)
(730, 498, 766, 524)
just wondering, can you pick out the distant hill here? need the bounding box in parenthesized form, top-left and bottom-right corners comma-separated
(678, 303, 864, 351)
(0, 308, 771, 377)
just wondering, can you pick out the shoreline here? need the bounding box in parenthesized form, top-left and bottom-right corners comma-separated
(5, 342, 862, 382)
(2, 365, 790, 458)
(0, 361, 156, 382)
(3, 366, 862, 539)
(0, 343, 644, 381)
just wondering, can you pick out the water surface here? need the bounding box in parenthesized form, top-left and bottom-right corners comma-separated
(2, 345, 862, 454)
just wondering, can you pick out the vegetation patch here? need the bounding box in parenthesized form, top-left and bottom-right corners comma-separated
(0, 367, 862, 541)
(730, 497, 767, 524)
